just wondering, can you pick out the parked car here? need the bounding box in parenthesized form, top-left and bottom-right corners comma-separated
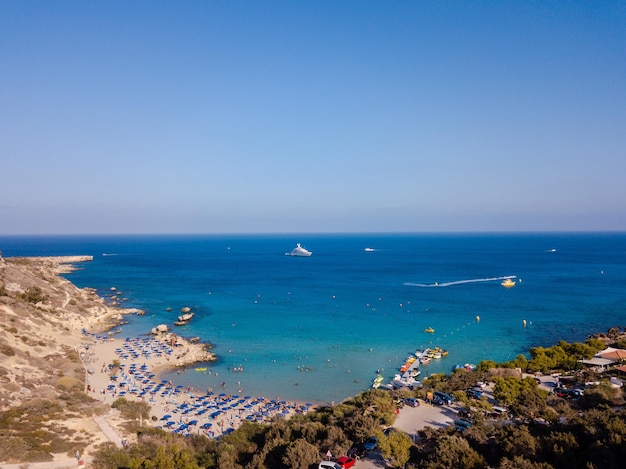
(555, 387, 584, 399)
(347, 445, 367, 459)
(319, 462, 341, 469)
(336, 456, 356, 469)
(364, 436, 378, 451)
(434, 391, 454, 404)
(453, 418, 472, 431)
(466, 388, 483, 399)
(404, 397, 420, 407)
(488, 406, 511, 419)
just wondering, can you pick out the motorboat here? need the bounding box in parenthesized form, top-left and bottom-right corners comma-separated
(391, 374, 421, 390)
(501, 278, 516, 288)
(287, 243, 312, 257)
(424, 327, 435, 333)
(400, 356, 417, 372)
(372, 374, 384, 388)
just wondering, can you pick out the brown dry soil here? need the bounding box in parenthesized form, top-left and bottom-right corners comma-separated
(0, 256, 121, 464)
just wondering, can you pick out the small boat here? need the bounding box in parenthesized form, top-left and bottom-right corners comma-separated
(195, 367, 207, 372)
(424, 327, 435, 333)
(501, 278, 516, 288)
(400, 356, 417, 372)
(420, 356, 431, 365)
(364, 247, 375, 252)
(455, 363, 476, 371)
(372, 375, 384, 388)
(287, 243, 312, 257)
(391, 374, 421, 390)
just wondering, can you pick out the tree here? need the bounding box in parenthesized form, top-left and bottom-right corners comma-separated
(378, 430, 412, 468)
(282, 438, 320, 469)
(423, 434, 485, 469)
(490, 425, 538, 461)
(129, 444, 200, 469)
(497, 455, 554, 468)
(492, 376, 548, 418)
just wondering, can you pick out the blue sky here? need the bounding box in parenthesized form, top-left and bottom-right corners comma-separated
(1, 1, 625, 234)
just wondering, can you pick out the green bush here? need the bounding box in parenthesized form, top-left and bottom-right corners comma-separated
(18, 286, 48, 304)
(111, 397, 151, 420)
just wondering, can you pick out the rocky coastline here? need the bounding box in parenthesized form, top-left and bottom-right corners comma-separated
(0, 255, 216, 464)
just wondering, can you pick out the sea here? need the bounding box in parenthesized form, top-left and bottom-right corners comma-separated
(1, 233, 625, 404)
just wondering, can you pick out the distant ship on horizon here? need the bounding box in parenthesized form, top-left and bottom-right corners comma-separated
(287, 243, 312, 257)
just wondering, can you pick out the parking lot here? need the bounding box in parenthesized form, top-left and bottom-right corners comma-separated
(343, 400, 457, 468)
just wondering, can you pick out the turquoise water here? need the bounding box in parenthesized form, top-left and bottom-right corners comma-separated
(2, 233, 625, 404)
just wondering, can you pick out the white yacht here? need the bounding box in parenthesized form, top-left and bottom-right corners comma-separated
(287, 243, 312, 257)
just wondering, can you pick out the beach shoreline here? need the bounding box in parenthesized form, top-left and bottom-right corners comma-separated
(0, 254, 312, 464)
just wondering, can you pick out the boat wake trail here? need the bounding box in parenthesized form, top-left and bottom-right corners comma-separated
(404, 275, 516, 288)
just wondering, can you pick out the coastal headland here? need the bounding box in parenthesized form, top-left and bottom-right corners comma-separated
(1, 255, 309, 466)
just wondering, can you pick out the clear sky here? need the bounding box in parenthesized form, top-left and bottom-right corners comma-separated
(1, 1, 625, 234)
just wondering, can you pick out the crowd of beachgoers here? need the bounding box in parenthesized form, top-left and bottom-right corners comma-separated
(83, 333, 312, 438)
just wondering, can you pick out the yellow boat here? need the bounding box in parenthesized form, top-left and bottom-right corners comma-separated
(400, 356, 417, 372)
(195, 367, 207, 372)
(501, 278, 516, 288)
(424, 327, 435, 333)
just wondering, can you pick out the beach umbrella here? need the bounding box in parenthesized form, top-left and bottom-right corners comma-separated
(188, 420, 198, 426)
(160, 415, 172, 421)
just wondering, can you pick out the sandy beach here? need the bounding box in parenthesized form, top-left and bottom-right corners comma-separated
(0, 255, 313, 466)
(82, 331, 312, 440)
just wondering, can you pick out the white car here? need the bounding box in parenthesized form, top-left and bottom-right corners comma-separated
(319, 462, 341, 469)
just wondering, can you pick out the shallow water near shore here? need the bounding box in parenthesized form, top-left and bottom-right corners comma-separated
(2, 233, 626, 404)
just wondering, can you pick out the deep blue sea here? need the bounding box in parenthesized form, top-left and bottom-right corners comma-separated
(2, 233, 625, 404)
